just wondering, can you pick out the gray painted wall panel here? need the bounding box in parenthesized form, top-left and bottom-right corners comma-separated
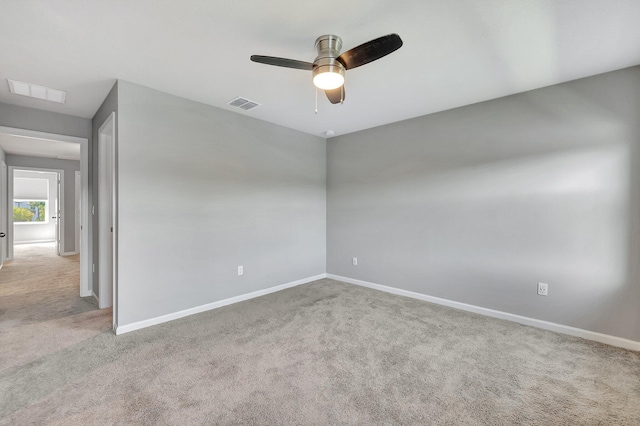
(116, 81, 326, 326)
(0, 102, 91, 138)
(327, 67, 640, 341)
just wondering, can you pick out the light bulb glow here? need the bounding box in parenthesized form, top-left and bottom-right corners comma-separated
(313, 71, 344, 90)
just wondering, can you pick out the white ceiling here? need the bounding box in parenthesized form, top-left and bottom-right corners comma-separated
(0, 133, 80, 161)
(1, 0, 639, 138)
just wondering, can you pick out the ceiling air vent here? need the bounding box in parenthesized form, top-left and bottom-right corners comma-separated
(7, 79, 67, 103)
(227, 96, 261, 111)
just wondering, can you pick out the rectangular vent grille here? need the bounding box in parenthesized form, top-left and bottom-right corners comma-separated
(7, 79, 67, 103)
(227, 96, 261, 111)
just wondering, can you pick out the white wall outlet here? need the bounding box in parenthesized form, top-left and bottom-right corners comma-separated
(537, 282, 548, 296)
(352, 257, 358, 266)
(238, 266, 243, 276)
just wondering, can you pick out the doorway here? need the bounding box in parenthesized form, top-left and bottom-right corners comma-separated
(98, 112, 116, 322)
(9, 168, 62, 256)
(0, 126, 90, 297)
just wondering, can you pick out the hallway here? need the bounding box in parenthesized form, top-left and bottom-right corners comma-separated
(1, 243, 96, 327)
(0, 243, 111, 373)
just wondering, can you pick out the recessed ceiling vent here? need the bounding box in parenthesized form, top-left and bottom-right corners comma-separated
(227, 96, 261, 111)
(7, 79, 67, 103)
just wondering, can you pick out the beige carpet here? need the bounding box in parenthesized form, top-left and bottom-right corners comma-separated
(0, 243, 111, 373)
(0, 243, 99, 327)
(1, 273, 639, 425)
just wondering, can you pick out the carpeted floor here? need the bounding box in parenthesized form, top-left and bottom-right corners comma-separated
(0, 243, 98, 329)
(1, 268, 639, 424)
(0, 243, 110, 376)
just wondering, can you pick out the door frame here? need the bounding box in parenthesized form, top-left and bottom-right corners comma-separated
(0, 126, 90, 297)
(9, 166, 64, 255)
(98, 112, 117, 324)
(0, 161, 6, 269)
(75, 171, 81, 256)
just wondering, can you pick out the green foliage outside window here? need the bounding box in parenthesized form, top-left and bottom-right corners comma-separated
(13, 207, 34, 222)
(13, 201, 47, 223)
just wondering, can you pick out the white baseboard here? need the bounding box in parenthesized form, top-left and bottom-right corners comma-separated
(327, 274, 640, 352)
(14, 240, 56, 245)
(115, 273, 328, 335)
(60, 251, 79, 256)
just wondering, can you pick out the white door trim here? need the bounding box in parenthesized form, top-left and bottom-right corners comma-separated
(0, 127, 87, 145)
(0, 126, 90, 297)
(75, 171, 81, 255)
(98, 112, 117, 324)
(0, 161, 6, 270)
(56, 172, 63, 255)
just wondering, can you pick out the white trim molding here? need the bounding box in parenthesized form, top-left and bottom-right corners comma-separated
(115, 273, 328, 335)
(60, 251, 79, 256)
(14, 240, 56, 245)
(0, 126, 87, 145)
(327, 274, 640, 352)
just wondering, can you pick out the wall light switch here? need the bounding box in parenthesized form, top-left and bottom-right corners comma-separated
(238, 266, 243, 276)
(352, 257, 358, 266)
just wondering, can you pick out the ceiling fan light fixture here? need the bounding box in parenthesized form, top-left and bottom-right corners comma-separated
(313, 70, 344, 90)
(312, 59, 345, 90)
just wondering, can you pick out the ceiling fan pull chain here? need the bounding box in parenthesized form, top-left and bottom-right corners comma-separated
(315, 87, 318, 114)
(341, 84, 344, 104)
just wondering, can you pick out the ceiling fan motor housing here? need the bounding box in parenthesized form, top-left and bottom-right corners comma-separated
(313, 34, 345, 84)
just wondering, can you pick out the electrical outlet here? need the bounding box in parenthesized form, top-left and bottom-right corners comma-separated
(352, 257, 358, 266)
(537, 282, 548, 296)
(238, 266, 243, 276)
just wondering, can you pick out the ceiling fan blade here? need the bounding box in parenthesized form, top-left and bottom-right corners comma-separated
(325, 86, 345, 104)
(250, 55, 314, 70)
(337, 34, 403, 70)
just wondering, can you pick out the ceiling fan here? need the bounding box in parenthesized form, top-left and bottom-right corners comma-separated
(250, 33, 403, 104)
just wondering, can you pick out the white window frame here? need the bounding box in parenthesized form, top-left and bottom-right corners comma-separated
(13, 198, 50, 225)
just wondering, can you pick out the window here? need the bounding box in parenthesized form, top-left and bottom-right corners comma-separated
(13, 200, 48, 224)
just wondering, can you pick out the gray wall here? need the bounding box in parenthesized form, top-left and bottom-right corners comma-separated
(116, 81, 326, 327)
(6, 155, 80, 252)
(92, 82, 118, 297)
(0, 102, 91, 138)
(327, 66, 640, 341)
